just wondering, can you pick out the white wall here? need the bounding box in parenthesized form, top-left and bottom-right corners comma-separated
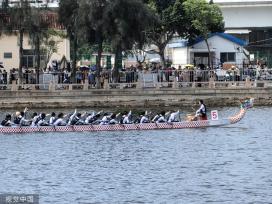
(214, 0, 272, 3)
(0, 33, 70, 71)
(172, 47, 188, 67)
(189, 35, 247, 66)
(221, 6, 272, 28)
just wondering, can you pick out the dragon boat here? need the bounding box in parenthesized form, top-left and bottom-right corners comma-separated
(0, 99, 254, 134)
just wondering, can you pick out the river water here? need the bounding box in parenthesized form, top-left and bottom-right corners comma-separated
(0, 107, 271, 204)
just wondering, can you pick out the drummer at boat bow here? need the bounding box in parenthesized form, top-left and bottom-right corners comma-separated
(195, 100, 207, 120)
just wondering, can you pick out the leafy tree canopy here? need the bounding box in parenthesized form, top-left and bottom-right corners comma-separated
(183, 0, 224, 41)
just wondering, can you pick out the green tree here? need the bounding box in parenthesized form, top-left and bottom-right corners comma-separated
(42, 35, 59, 69)
(103, 0, 154, 81)
(0, 0, 32, 82)
(144, 0, 187, 68)
(28, 6, 51, 83)
(59, 0, 79, 81)
(79, 0, 110, 88)
(183, 0, 224, 68)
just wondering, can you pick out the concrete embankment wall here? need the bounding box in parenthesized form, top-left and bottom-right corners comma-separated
(0, 87, 271, 109)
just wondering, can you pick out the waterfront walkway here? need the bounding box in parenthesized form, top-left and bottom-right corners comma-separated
(0, 77, 271, 109)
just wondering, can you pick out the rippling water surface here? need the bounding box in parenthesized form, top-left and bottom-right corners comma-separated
(0, 107, 271, 204)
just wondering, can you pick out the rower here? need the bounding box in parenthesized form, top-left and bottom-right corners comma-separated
(168, 110, 180, 122)
(13, 111, 22, 125)
(156, 111, 167, 123)
(100, 113, 111, 125)
(49, 112, 56, 125)
(19, 111, 31, 126)
(85, 111, 102, 124)
(53, 113, 67, 126)
(121, 111, 132, 124)
(31, 112, 41, 127)
(85, 112, 95, 124)
(109, 113, 120, 125)
(14, 107, 29, 126)
(195, 100, 207, 120)
(68, 110, 85, 125)
(37, 113, 49, 126)
(140, 111, 149, 124)
(1, 114, 14, 127)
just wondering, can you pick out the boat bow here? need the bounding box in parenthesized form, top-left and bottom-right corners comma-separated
(228, 98, 254, 124)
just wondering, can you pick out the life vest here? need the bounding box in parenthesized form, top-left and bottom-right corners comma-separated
(34, 116, 42, 126)
(200, 104, 207, 116)
(1, 120, 10, 126)
(14, 116, 22, 125)
(70, 116, 80, 125)
(120, 117, 124, 124)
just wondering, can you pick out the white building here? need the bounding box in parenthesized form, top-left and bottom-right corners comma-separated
(0, 9, 70, 71)
(171, 33, 248, 68)
(214, 0, 272, 30)
(213, 0, 272, 66)
(0, 0, 59, 8)
(171, 0, 272, 68)
(0, 33, 70, 70)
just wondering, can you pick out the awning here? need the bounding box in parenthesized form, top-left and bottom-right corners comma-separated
(225, 29, 251, 34)
(149, 58, 161, 63)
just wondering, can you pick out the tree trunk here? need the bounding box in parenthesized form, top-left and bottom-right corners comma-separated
(159, 49, 166, 69)
(96, 38, 103, 89)
(71, 37, 77, 83)
(35, 36, 40, 84)
(18, 29, 24, 84)
(205, 39, 213, 69)
(113, 45, 122, 83)
(136, 51, 145, 69)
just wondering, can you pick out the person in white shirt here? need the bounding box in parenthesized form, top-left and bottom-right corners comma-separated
(168, 110, 180, 122)
(85, 111, 102, 124)
(140, 112, 149, 124)
(156, 111, 167, 123)
(195, 100, 207, 120)
(109, 113, 120, 125)
(37, 113, 49, 126)
(53, 113, 67, 126)
(19, 111, 31, 126)
(31, 112, 40, 127)
(49, 112, 56, 125)
(85, 112, 95, 124)
(100, 113, 111, 125)
(122, 111, 132, 124)
(68, 109, 85, 125)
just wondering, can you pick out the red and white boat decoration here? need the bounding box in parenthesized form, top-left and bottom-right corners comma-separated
(0, 99, 254, 134)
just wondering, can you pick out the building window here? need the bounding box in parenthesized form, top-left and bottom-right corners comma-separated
(220, 52, 236, 63)
(4, 52, 12, 59)
(23, 56, 34, 68)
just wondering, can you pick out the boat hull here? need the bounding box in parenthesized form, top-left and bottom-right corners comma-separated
(0, 119, 233, 134)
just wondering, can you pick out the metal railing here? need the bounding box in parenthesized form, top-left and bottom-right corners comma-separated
(2, 68, 272, 91)
(2, 79, 271, 92)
